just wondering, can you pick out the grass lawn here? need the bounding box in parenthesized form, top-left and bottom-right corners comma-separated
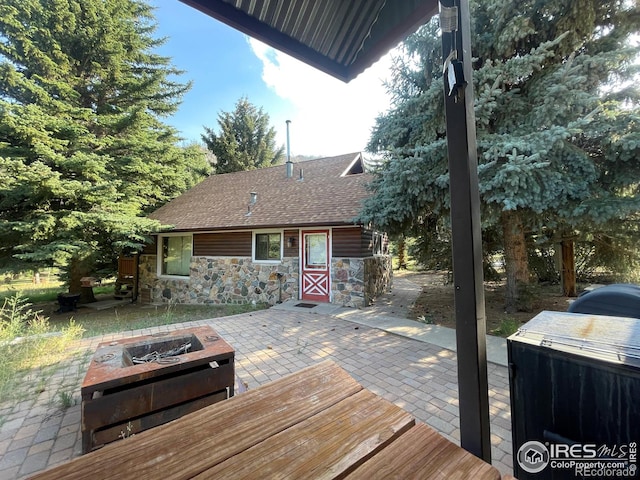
(1, 276, 268, 338)
(46, 299, 268, 337)
(0, 289, 267, 413)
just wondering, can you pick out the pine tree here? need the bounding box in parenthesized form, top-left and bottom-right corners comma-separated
(360, 0, 640, 311)
(0, 0, 211, 290)
(202, 97, 285, 174)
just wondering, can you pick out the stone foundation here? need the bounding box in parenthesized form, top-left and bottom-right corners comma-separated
(139, 254, 391, 308)
(331, 256, 392, 308)
(364, 255, 393, 304)
(139, 255, 298, 305)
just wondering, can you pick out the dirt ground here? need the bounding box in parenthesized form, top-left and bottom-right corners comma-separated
(398, 270, 572, 336)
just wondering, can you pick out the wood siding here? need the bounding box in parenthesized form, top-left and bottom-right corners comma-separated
(154, 228, 379, 259)
(283, 229, 299, 257)
(332, 227, 369, 258)
(194, 232, 252, 257)
(142, 237, 157, 255)
(361, 229, 374, 256)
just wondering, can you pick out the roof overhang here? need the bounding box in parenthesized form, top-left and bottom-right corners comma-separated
(179, 0, 439, 82)
(153, 222, 363, 235)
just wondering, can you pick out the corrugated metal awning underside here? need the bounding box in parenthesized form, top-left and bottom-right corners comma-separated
(180, 0, 439, 82)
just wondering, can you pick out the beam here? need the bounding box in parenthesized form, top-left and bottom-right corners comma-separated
(439, 0, 492, 462)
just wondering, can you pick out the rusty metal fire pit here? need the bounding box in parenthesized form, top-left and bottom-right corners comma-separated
(81, 325, 235, 453)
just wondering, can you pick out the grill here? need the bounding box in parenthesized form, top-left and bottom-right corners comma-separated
(568, 283, 640, 319)
(508, 311, 640, 479)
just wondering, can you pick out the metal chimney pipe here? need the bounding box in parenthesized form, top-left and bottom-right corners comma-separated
(285, 120, 292, 178)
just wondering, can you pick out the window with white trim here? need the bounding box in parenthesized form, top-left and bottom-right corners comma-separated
(254, 232, 282, 261)
(160, 235, 192, 276)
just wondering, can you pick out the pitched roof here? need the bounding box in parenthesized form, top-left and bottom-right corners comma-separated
(149, 152, 371, 232)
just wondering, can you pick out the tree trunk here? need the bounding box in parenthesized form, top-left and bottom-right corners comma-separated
(397, 236, 407, 269)
(501, 209, 530, 313)
(561, 237, 577, 297)
(68, 254, 94, 303)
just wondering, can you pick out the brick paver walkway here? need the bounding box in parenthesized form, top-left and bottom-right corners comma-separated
(0, 287, 513, 478)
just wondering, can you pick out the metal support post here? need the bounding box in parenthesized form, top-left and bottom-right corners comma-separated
(440, 0, 491, 462)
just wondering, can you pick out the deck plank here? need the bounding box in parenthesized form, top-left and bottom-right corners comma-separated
(194, 389, 415, 479)
(30, 360, 361, 480)
(344, 422, 502, 480)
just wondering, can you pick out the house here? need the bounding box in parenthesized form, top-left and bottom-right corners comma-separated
(524, 449, 543, 465)
(137, 152, 391, 308)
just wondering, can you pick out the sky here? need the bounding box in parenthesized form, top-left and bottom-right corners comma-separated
(150, 1, 397, 157)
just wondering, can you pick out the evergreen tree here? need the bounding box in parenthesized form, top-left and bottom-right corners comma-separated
(360, 0, 640, 311)
(0, 0, 211, 291)
(202, 97, 285, 174)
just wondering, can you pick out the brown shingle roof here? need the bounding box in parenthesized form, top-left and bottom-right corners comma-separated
(149, 152, 370, 232)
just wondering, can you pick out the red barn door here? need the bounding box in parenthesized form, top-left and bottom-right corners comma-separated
(301, 230, 330, 303)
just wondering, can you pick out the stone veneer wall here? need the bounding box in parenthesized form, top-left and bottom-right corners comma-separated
(364, 255, 393, 304)
(331, 255, 392, 308)
(140, 254, 391, 308)
(139, 255, 298, 305)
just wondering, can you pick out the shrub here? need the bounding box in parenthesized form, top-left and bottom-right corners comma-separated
(0, 293, 83, 404)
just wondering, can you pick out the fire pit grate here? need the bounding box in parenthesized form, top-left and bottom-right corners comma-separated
(123, 334, 202, 365)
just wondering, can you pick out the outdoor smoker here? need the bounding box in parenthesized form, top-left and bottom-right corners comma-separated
(508, 311, 640, 479)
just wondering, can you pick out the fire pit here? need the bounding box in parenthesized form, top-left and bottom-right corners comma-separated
(81, 325, 235, 453)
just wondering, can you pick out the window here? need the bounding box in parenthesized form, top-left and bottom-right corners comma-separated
(160, 235, 192, 276)
(304, 233, 327, 269)
(254, 232, 282, 261)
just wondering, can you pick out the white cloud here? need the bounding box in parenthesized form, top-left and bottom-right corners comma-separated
(248, 38, 394, 157)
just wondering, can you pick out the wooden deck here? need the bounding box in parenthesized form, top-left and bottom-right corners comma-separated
(30, 360, 508, 479)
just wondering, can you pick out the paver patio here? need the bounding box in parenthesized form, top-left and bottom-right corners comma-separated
(0, 282, 514, 478)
